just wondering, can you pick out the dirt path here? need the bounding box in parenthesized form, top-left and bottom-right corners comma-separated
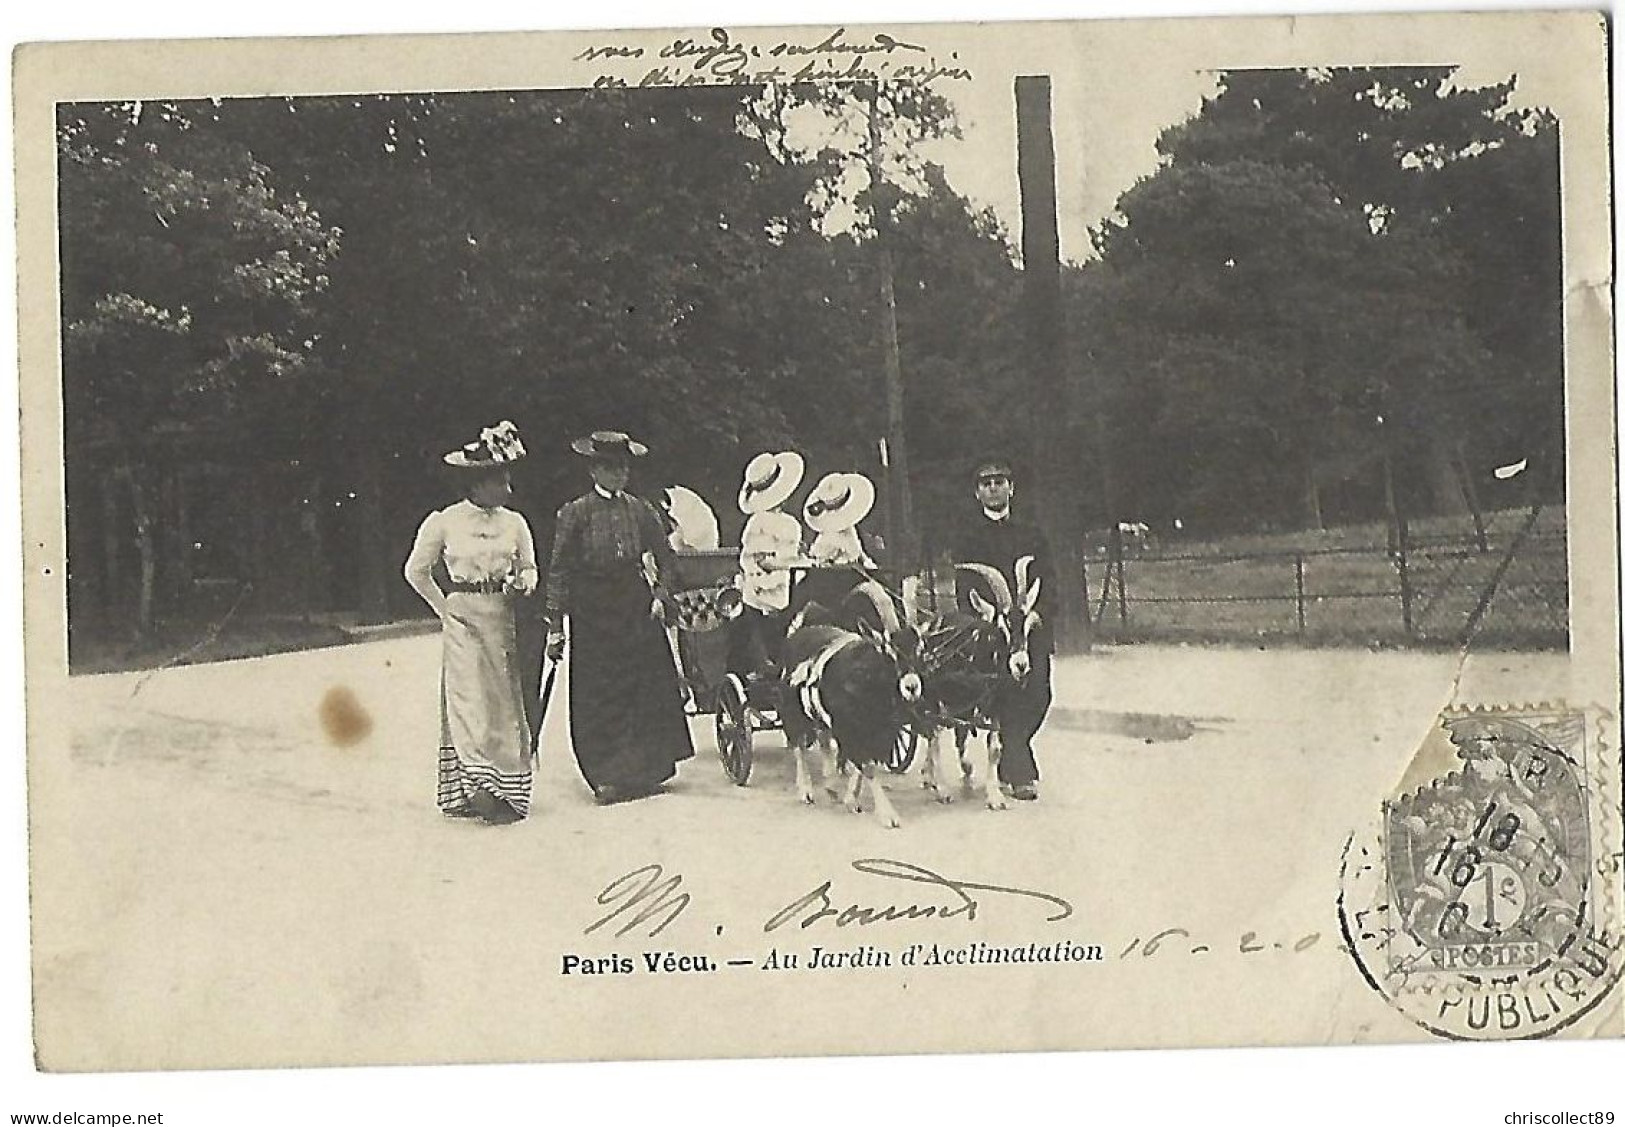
(31, 637, 1569, 1068)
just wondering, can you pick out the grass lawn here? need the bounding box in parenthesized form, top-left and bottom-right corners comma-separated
(1085, 506, 1567, 648)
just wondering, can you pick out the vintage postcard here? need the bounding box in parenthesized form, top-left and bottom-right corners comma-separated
(13, 8, 1619, 1075)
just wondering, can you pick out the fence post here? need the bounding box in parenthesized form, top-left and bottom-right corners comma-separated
(1294, 552, 1306, 636)
(1080, 549, 1092, 627)
(1396, 530, 1415, 638)
(1094, 551, 1114, 626)
(1110, 525, 1129, 629)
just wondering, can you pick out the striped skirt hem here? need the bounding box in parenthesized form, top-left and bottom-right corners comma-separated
(437, 745, 532, 818)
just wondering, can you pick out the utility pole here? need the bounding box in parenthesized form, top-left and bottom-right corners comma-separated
(1016, 75, 1086, 653)
(866, 85, 916, 572)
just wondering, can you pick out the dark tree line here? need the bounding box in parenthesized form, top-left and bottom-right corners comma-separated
(58, 69, 1561, 651)
(1068, 67, 1562, 537)
(58, 85, 1025, 644)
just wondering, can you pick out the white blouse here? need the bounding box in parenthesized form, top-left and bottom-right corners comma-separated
(404, 500, 538, 618)
(740, 509, 804, 612)
(808, 526, 872, 568)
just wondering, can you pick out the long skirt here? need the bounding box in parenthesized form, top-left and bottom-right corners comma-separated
(567, 570, 694, 794)
(436, 592, 533, 818)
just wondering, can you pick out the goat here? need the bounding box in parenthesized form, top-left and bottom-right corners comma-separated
(912, 607, 1006, 806)
(780, 580, 923, 828)
(915, 557, 1042, 810)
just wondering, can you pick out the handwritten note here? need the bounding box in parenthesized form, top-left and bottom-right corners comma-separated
(574, 27, 973, 90)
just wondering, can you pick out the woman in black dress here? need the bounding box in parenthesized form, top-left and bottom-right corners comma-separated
(544, 431, 694, 804)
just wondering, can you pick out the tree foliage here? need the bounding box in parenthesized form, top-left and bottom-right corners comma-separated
(58, 85, 1016, 632)
(1073, 67, 1561, 533)
(57, 71, 1562, 641)
(59, 100, 338, 446)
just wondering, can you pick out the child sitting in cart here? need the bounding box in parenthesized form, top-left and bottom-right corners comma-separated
(730, 451, 807, 679)
(803, 471, 877, 568)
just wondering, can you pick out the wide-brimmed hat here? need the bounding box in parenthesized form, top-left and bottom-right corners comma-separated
(571, 430, 649, 460)
(443, 420, 526, 468)
(737, 451, 805, 515)
(803, 472, 875, 533)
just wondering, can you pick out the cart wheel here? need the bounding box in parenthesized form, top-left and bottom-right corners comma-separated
(715, 673, 754, 786)
(886, 725, 920, 774)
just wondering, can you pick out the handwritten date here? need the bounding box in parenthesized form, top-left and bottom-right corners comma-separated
(1117, 928, 1324, 959)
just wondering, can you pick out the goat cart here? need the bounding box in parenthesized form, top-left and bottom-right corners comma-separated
(665, 547, 765, 786)
(667, 552, 920, 788)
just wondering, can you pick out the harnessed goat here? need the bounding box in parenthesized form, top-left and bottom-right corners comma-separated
(916, 556, 1042, 810)
(780, 580, 923, 828)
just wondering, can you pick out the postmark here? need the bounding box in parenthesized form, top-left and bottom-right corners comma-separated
(1340, 704, 1625, 1040)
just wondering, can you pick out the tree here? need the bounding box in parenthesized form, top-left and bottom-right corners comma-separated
(210, 88, 852, 611)
(1073, 66, 1559, 534)
(744, 81, 962, 566)
(58, 99, 338, 635)
(1155, 67, 1561, 513)
(886, 167, 1025, 543)
(59, 83, 1032, 643)
(1426, 113, 1563, 497)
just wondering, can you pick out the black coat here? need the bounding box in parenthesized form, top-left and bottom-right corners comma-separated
(951, 509, 1054, 655)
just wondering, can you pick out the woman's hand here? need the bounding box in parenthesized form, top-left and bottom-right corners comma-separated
(650, 588, 681, 624)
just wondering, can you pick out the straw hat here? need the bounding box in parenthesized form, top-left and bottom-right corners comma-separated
(737, 451, 805, 515)
(571, 430, 649, 460)
(802, 472, 875, 533)
(443, 420, 526, 468)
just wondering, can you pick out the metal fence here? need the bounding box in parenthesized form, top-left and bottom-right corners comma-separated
(1081, 505, 1568, 649)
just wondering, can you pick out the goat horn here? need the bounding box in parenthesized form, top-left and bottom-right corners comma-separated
(1015, 555, 1035, 603)
(955, 563, 1013, 613)
(846, 579, 902, 636)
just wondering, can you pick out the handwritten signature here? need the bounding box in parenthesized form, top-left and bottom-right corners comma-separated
(585, 859, 1073, 939)
(766, 858, 1072, 932)
(586, 864, 691, 939)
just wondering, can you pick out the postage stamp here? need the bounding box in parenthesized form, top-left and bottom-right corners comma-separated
(1340, 705, 1625, 1040)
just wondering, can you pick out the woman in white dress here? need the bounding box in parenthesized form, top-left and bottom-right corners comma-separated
(404, 421, 538, 824)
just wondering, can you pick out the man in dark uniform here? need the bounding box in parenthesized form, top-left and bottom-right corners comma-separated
(952, 455, 1053, 801)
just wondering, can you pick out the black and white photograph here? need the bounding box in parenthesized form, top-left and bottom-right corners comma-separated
(8, 3, 1621, 1122)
